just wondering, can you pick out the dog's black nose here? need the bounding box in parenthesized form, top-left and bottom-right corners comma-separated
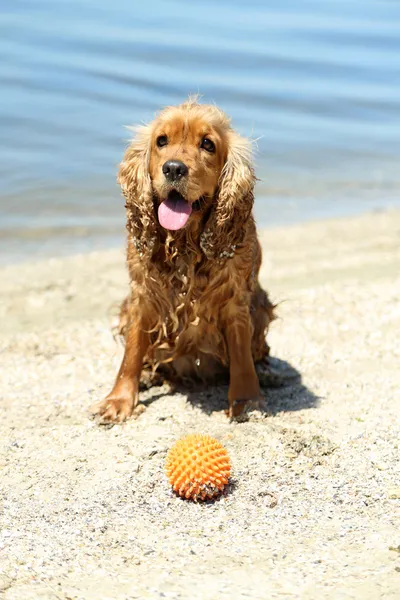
(162, 160, 188, 180)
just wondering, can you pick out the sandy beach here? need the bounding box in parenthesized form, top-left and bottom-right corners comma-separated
(1, 210, 399, 599)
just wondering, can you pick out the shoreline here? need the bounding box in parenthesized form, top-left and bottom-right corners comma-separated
(2, 201, 400, 267)
(1, 208, 399, 335)
(1, 209, 399, 599)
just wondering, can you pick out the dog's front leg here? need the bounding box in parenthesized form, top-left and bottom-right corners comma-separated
(222, 305, 262, 418)
(90, 314, 149, 422)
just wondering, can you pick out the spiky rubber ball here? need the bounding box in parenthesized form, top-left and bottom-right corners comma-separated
(166, 434, 231, 501)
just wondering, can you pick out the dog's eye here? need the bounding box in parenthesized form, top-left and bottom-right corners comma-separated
(200, 137, 215, 153)
(156, 135, 168, 148)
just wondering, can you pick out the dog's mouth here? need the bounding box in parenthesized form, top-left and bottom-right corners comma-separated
(158, 190, 203, 231)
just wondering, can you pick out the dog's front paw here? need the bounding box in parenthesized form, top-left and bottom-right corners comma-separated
(90, 397, 144, 423)
(227, 395, 262, 421)
(228, 375, 263, 420)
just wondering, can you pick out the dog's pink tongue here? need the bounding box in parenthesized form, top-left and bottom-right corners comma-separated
(158, 194, 192, 230)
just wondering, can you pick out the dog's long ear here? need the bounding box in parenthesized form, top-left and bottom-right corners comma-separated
(118, 124, 158, 257)
(200, 130, 255, 261)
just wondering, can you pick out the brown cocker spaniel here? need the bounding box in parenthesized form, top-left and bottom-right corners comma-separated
(91, 97, 275, 422)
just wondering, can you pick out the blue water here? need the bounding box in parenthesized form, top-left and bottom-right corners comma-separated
(1, 0, 400, 263)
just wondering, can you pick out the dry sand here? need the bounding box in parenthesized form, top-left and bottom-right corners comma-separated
(0, 210, 399, 599)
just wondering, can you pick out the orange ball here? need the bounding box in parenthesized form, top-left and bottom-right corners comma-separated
(166, 434, 231, 501)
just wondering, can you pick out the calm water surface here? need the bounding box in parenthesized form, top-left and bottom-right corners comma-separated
(1, 0, 400, 263)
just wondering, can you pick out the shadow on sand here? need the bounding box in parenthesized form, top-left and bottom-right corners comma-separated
(140, 356, 319, 418)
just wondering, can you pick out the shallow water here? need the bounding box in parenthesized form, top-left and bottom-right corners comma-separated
(1, 0, 400, 263)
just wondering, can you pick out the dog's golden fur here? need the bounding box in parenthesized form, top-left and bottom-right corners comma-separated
(91, 97, 275, 422)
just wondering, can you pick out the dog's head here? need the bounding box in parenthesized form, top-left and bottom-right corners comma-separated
(119, 97, 255, 259)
